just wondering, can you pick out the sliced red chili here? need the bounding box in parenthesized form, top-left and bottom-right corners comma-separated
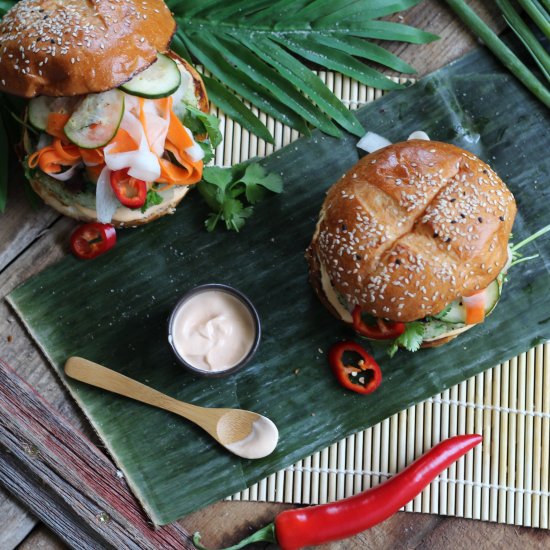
(110, 169, 147, 208)
(328, 341, 382, 395)
(352, 305, 405, 340)
(70, 223, 116, 260)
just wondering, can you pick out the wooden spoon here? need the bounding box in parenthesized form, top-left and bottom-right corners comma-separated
(64, 357, 278, 459)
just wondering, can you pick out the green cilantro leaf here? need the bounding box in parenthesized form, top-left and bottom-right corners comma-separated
(183, 105, 223, 148)
(198, 160, 283, 232)
(244, 182, 267, 204)
(388, 321, 425, 358)
(432, 302, 452, 320)
(508, 223, 550, 269)
(141, 189, 163, 213)
(197, 140, 215, 164)
(223, 199, 253, 231)
(202, 166, 233, 189)
(237, 164, 284, 203)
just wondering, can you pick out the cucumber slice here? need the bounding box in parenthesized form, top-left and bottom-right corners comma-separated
(172, 64, 200, 119)
(28, 96, 79, 131)
(434, 279, 502, 324)
(423, 318, 466, 341)
(64, 90, 124, 149)
(119, 54, 181, 99)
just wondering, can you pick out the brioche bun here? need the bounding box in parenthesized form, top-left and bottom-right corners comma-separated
(0, 0, 176, 97)
(23, 53, 209, 227)
(307, 140, 516, 333)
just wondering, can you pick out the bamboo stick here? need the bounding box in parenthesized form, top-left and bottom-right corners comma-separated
(440, 388, 450, 516)
(541, 344, 550, 529)
(494, 360, 505, 522)
(481, 367, 492, 521)
(524, 348, 536, 526)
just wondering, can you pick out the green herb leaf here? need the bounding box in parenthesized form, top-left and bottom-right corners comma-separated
(432, 303, 452, 320)
(237, 163, 283, 193)
(198, 161, 283, 232)
(388, 321, 425, 357)
(508, 223, 550, 268)
(203, 165, 233, 186)
(183, 105, 223, 149)
(196, 141, 214, 165)
(222, 198, 253, 231)
(141, 189, 164, 213)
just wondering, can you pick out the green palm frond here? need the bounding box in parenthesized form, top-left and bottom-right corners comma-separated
(0, 1, 14, 16)
(168, 0, 438, 140)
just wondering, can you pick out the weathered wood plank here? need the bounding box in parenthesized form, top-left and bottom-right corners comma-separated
(0, 486, 37, 550)
(0, 175, 60, 272)
(0, 192, 79, 547)
(0, 358, 193, 549)
(18, 524, 67, 550)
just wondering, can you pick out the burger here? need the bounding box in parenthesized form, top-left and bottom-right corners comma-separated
(0, 0, 218, 226)
(306, 139, 517, 353)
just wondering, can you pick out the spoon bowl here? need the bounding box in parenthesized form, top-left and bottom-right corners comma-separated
(64, 357, 278, 459)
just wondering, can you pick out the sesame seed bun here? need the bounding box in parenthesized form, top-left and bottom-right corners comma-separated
(307, 140, 516, 326)
(0, 0, 176, 97)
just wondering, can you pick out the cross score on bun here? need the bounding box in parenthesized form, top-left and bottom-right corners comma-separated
(0, 0, 217, 226)
(307, 140, 517, 352)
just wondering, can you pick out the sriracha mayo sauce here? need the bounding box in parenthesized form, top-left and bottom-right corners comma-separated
(170, 289, 256, 372)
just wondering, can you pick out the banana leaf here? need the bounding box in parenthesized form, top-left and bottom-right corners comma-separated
(7, 44, 550, 525)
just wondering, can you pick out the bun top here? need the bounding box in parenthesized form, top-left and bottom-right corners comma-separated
(310, 140, 516, 322)
(0, 0, 176, 97)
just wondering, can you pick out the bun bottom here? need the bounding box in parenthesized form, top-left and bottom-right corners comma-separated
(27, 169, 190, 227)
(306, 244, 474, 349)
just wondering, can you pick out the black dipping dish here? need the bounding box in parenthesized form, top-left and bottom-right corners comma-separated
(168, 283, 261, 377)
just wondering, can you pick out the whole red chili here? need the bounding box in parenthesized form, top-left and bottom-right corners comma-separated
(193, 434, 482, 550)
(352, 305, 405, 340)
(328, 341, 382, 394)
(70, 222, 116, 260)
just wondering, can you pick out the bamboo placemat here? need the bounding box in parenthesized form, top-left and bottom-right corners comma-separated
(209, 74, 550, 529)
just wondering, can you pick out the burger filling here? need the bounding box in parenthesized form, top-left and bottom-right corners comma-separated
(320, 261, 505, 355)
(23, 54, 220, 222)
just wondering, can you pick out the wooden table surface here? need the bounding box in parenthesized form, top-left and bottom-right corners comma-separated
(1, 1, 549, 549)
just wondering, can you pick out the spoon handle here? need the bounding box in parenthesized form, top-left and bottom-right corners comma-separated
(64, 357, 205, 424)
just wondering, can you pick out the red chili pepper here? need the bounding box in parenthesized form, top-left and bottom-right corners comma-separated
(328, 341, 381, 394)
(352, 305, 405, 340)
(193, 434, 482, 550)
(70, 223, 116, 260)
(110, 169, 147, 208)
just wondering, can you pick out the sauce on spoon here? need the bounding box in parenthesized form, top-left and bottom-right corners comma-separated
(223, 416, 279, 459)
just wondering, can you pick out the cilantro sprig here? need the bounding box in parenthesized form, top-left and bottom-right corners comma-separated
(182, 105, 222, 164)
(508, 223, 550, 269)
(141, 189, 163, 213)
(198, 161, 283, 232)
(388, 322, 425, 358)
